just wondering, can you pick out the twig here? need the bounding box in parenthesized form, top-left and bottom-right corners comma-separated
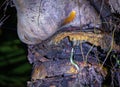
(85, 44, 94, 63)
(101, 27, 116, 69)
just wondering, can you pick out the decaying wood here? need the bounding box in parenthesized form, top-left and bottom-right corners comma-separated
(12, 0, 120, 87)
(31, 60, 107, 81)
(29, 60, 107, 87)
(50, 28, 120, 51)
(27, 30, 110, 87)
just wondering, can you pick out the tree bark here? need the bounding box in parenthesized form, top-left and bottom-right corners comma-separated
(109, 0, 120, 13)
(13, 0, 120, 87)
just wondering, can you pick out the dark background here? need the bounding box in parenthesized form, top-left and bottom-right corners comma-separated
(0, 0, 31, 87)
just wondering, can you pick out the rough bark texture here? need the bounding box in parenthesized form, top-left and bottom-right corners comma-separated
(27, 35, 107, 87)
(13, 0, 120, 87)
(109, 0, 120, 13)
(27, 28, 120, 87)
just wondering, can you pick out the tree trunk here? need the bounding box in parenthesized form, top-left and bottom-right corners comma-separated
(13, 0, 120, 87)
